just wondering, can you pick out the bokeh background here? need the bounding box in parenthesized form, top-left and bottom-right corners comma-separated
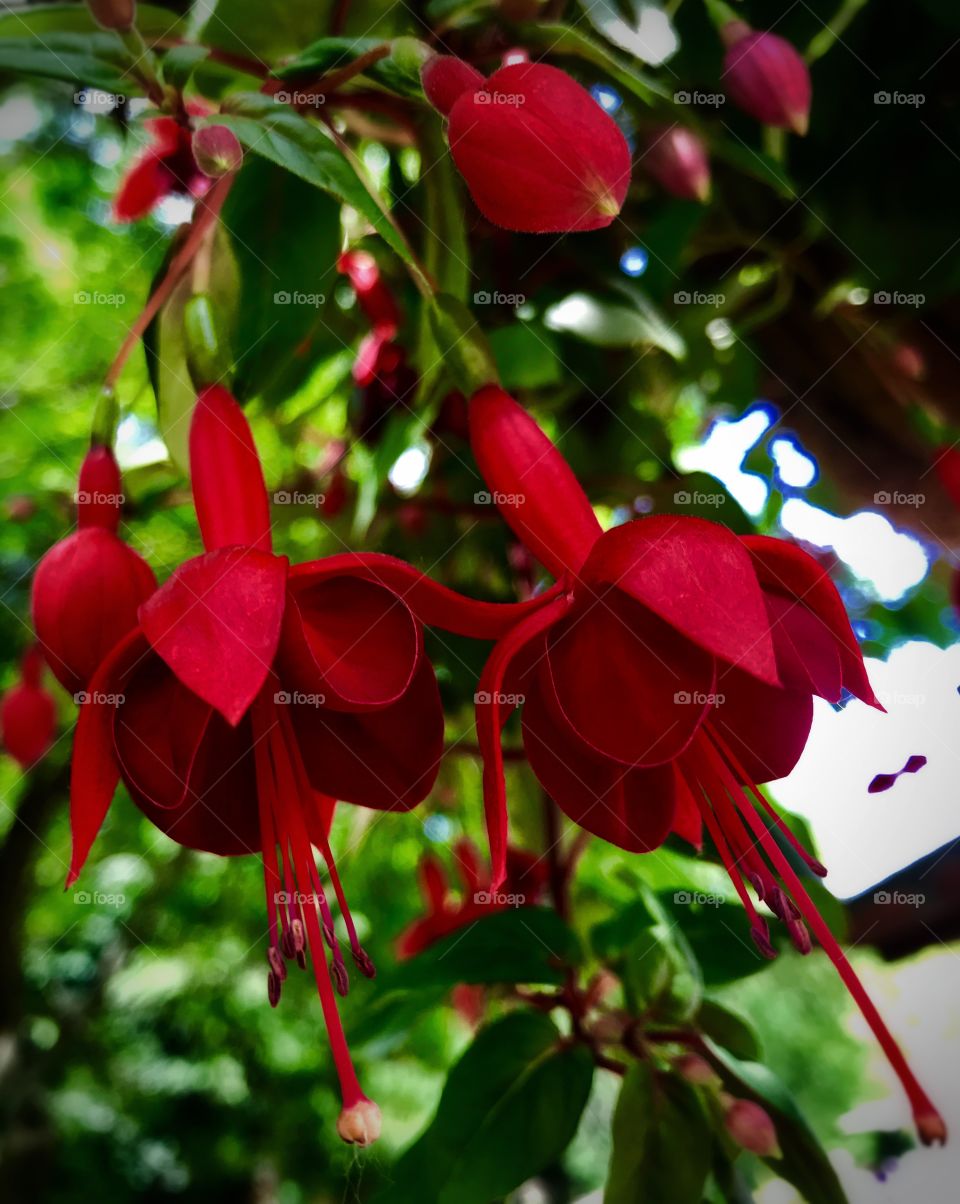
(1, 0, 959, 1200)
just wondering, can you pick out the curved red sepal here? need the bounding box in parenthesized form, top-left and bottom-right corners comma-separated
(67, 628, 146, 886)
(469, 386, 601, 579)
(77, 445, 123, 532)
(190, 385, 272, 554)
(582, 517, 780, 686)
(421, 54, 486, 118)
(139, 547, 288, 725)
(288, 551, 564, 639)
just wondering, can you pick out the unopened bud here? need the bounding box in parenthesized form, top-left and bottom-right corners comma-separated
(86, 0, 135, 31)
(723, 1096, 781, 1157)
(644, 126, 711, 202)
(337, 1097, 382, 1146)
(722, 25, 811, 136)
(191, 124, 244, 179)
(675, 1052, 721, 1086)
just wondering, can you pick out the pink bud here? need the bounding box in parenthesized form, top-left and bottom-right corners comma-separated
(644, 126, 711, 202)
(723, 1096, 781, 1157)
(191, 125, 244, 179)
(722, 26, 811, 135)
(86, 0, 135, 31)
(1, 650, 56, 769)
(337, 1097, 381, 1146)
(675, 1052, 720, 1086)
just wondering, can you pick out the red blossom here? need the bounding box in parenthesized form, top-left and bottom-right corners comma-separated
(113, 115, 211, 223)
(422, 55, 632, 233)
(466, 383, 945, 1145)
(1, 647, 56, 769)
(31, 444, 156, 697)
(722, 24, 812, 135)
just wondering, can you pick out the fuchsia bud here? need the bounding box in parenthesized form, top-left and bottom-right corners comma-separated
(722, 23, 812, 135)
(721, 1095, 782, 1158)
(86, 0, 135, 31)
(644, 126, 711, 202)
(190, 124, 244, 179)
(1, 648, 56, 769)
(422, 55, 632, 233)
(336, 1097, 382, 1146)
(32, 444, 156, 696)
(675, 1052, 721, 1086)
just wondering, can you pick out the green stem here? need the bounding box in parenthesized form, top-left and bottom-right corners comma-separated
(119, 26, 166, 106)
(806, 0, 870, 64)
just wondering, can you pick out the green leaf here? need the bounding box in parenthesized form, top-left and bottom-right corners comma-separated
(388, 906, 580, 990)
(656, 888, 770, 984)
(697, 999, 762, 1061)
(708, 1047, 850, 1204)
(489, 323, 563, 390)
(376, 1011, 593, 1204)
(161, 44, 211, 92)
(0, 32, 144, 93)
(272, 35, 382, 79)
(208, 97, 419, 274)
(520, 22, 670, 106)
(606, 1065, 712, 1204)
(544, 290, 685, 358)
(200, 0, 333, 61)
(220, 156, 343, 405)
(426, 293, 499, 396)
(0, 2, 183, 39)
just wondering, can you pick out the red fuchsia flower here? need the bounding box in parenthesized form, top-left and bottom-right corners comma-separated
(421, 55, 632, 233)
(466, 384, 946, 1144)
(397, 838, 546, 958)
(113, 112, 211, 223)
(643, 126, 711, 203)
(66, 385, 550, 1142)
(721, 23, 812, 136)
(1, 647, 56, 769)
(32, 443, 156, 697)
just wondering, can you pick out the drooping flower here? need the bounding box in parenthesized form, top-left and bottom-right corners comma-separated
(421, 55, 632, 233)
(467, 383, 945, 1144)
(66, 385, 551, 1141)
(113, 113, 210, 223)
(721, 22, 812, 135)
(1, 647, 56, 769)
(643, 126, 711, 203)
(32, 442, 156, 697)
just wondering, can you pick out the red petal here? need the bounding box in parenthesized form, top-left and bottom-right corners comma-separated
(67, 628, 146, 886)
(672, 768, 703, 849)
(291, 658, 443, 811)
(139, 547, 288, 725)
(144, 116, 183, 156)
(447, 62, 631, 232)
(469, 386, 601, 578)
(288, 552, 563, 640)
(189, 385, 272, 554)
(278, 575, 420, 711)
(765, 591, 842, 702)
(32, 528, 157, 696)
(545, 586, 715, 766)
(522, 677, 677, 853)
(709, 666, 814, 784)
(77, 445, 122, 532)
(583, 517, 779, 686)
(742, 534, 878, 706)
(112, 152, 173, 222)
(1, 681, 55, 768)
(422, 54, 486, 118)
